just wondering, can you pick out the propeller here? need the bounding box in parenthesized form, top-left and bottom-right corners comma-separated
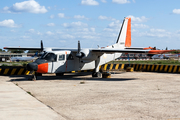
(41, 40, 44, 52)
(76, 41, 83, 58)
(76, 41, 84, 67)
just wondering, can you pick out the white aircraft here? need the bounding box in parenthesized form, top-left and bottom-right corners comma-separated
(10, 52, 38, 62)
(4, 17, 174, 79)
(152, 53, 180, 59)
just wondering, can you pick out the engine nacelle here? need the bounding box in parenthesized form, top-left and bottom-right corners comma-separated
(80, 49, 98, 62)
(80, 49, 89, 58)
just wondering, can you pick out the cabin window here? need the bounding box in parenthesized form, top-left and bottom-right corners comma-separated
(59, 54, 65, 61)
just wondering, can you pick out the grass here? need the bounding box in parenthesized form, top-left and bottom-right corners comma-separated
(109, 59, 180, 65)
(0, 61, 30, 66)
(27, 91, 34, 97)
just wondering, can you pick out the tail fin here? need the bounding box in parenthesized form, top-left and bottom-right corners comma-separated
(116, 17, 131, 48)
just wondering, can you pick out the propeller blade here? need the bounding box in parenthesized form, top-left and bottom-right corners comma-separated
(41, 40, 43, 51)
(78, 41, 80, 53)
(76, 40, 82, 58)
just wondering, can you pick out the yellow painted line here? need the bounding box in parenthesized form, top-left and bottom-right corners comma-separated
(72, 71, 75, 73)
(164, 65, 168, 72)
(147, 65, 150, 71)
(104, 64, 108, 71)
(168, 65, 173, 73)
(109, 64, 113, 70)
(143, 64, 146, 70)
(0, 68, 2, 73)
(121, 64, 124, 69)
(159, 65, 164, 72)
(151, 65, 154, 71)
(173, 66, 177, 73)
(139, 64, 142, 71)
(115, 64, 119, 70)
(133, 64, 135, 69)
(17, 68, 24, 75)
(78, 70, 81, 73)
(136, 64, 139, 71)
(178, 67, 180, 73)
(11, 68, 17, 75)
(4, 69, 9, 75)
(155, 65, 159, 72)
(25, 70, 30, 75)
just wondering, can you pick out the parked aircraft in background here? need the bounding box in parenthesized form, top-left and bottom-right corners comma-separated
(4, 17, 174, 79)
(10, 52, 38, 62)
(152, 53, 180, 59)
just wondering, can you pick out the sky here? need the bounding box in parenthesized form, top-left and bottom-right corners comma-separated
(0, 0, 180, 50)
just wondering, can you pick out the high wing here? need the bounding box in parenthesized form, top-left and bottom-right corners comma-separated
(125, 46, 156, 50)
(91, 48, 174, 54)
(3, 47, 42, 51)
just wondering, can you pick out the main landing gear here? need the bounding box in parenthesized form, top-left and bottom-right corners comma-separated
(92, 72, 102, 77)
(92, 58, 102, 77)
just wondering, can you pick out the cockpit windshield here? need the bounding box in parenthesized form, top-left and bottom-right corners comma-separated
(40, 52, 57, 62)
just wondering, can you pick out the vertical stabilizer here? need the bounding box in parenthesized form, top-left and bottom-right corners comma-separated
(116, 17, 131, 48)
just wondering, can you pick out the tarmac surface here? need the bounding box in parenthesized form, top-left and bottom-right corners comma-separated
(0, 72, 180, 120)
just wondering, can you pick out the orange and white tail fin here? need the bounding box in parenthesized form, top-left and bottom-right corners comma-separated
(115, 17, 131, 48)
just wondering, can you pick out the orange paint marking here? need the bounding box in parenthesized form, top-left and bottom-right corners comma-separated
(125, 18, 131, 47)
(37, 63, 48, 73)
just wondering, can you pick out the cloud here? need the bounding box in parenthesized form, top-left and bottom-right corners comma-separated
(28, 29, 35, 33)
(112, 0, 130, 4)
(132, 24, 149, 29)
(0, 19, 20, 28)
(101, 0, 107, 3)
(47, 23, 55, 27)
(46, 31, 54, 35)
(50, 15, 55, 19)
(127, 15, 148, 22)
(150, 28, 166, 33)
(58, 13, 65, 18)
(140, 28, 171, 38)
(81, 0, 99, 5)
(103, 20, 121, 32)
(98, 15, 116, 21)
(62, 21, 88, 28)
(173, 9, 180, 14)
(74, 15, 89, 20)
(107, 20, 121, 28)
(2, 0, 47, 14)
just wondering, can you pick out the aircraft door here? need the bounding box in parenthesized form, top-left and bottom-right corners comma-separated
(52, 54, 66, 73)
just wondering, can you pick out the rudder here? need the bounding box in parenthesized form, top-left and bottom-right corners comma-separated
(116, 17, 131, 48)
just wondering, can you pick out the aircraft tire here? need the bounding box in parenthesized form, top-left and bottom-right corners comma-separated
(92, 72, 101, 78)
(56, 73, 64, 76)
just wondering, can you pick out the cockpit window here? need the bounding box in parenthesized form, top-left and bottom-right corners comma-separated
(41, 52, 57, 62)
(40, 52, 48, 59)
(59, 54, 65, 61)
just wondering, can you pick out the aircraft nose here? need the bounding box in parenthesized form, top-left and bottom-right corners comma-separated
(27, 62, 38, 71)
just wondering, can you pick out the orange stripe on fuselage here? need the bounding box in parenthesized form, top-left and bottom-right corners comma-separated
(125, 18, 131, 47)
(37, 63, 48, 73)
(148, 50, 175, 54)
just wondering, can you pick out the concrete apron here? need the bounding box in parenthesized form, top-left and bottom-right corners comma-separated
(0, 76, 65, 120)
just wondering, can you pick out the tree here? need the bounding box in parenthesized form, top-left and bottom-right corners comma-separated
(7, 50, 25, 53)
(0, 49, 6, 52)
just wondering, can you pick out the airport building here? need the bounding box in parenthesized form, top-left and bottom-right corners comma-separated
(0, 52, 27, 62)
